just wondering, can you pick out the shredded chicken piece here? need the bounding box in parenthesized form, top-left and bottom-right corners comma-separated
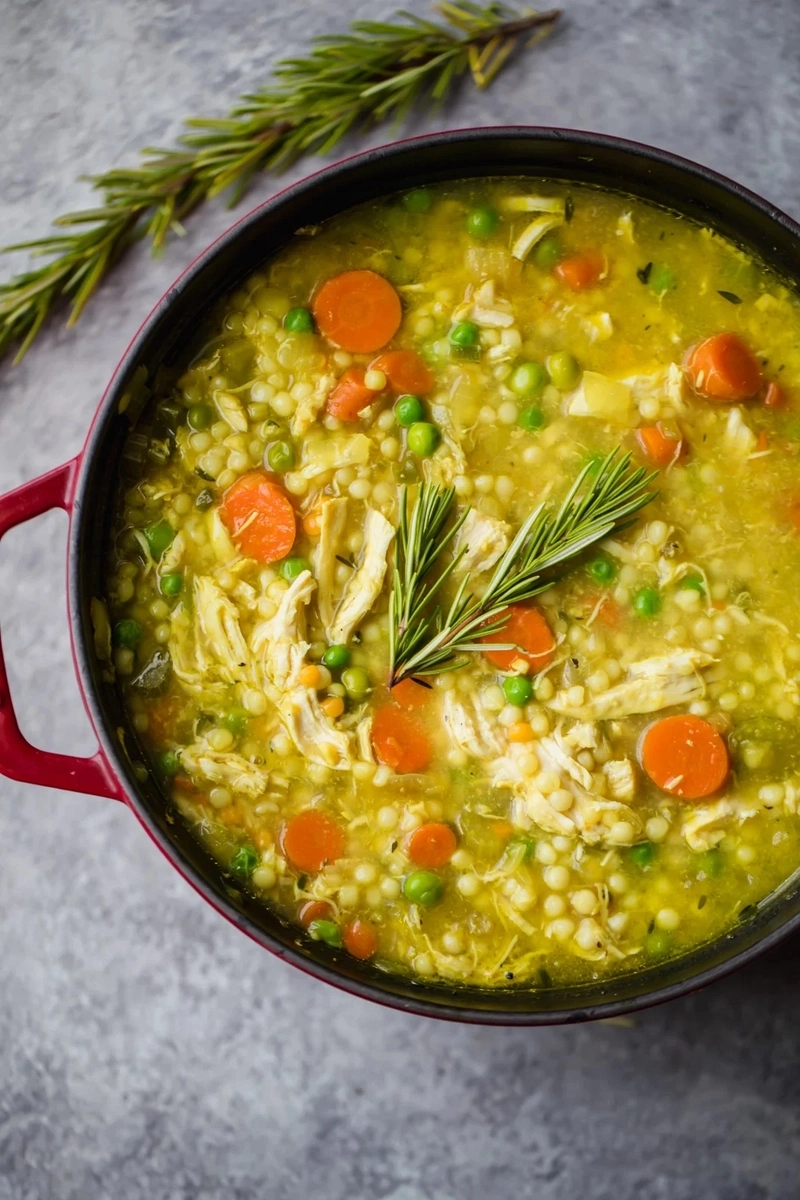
(290, 372, 336, 438)
(538, 732, 593, 790)
(159, 531, 185, 575)
(726, 406, 757, 456)
(561, 722, 600, 751)
(453, 508, 510, 574)
(300, 433, 371, 480)
(251, 570, 316, 690)
(682, 799, 734, 851)
(180, 744, 269, 798)
(215, 390, 248, 433)
(511, 214, 563, 262)
(604, 758, 637, 801)
(452, 279, 516, 327)
(327, 508, 394, 644)
(546, 649, 715, 720)
(356, 716, 375, 764)
(280, 687, 357, 769)
(314, 497, 348, 632)
(443, 691, 506, 759)
(424, 397, 468, 486)
(176, 575, 252, 687)
(207, 508, 238, 564)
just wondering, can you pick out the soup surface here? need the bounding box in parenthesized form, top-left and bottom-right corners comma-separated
(101, 179, 800, 988)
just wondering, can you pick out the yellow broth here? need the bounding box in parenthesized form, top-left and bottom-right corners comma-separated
(101, 179, 800, 988)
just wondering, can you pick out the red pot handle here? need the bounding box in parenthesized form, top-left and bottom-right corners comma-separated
(0, 458, 125, 801)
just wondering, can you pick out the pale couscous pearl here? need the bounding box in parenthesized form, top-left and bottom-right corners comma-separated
(413, 953, 435, 976)
(608, 872, 627, 893)
(655, 908, 680, 931)
(522, 445, 543, 466)
(442, 931, 464, 955)
(208, 728, 234, 752)
(549, 790, 574, 814)
(550, 918, 576, 942)
(497, 401, 519, 425)
(535, 841, 557, 866)
(543, 894, 566, 918)
(450, 849, 473, 871)
(736, 845, 756, 865)
(348, 479, 372, 501)
(543, 865, 570, 891)
(377, 806, 398, 830)
(571, 889, 598, 915)
(364, 368, 387, 392)
(252, 866, 276, 890)
(645, 816, 669, 842)
(457, 874, 481, 897)
(354, 863, 378, 885)
(209, 787, 232, 809)
(380, 437, 400, 460)
(533, 675, 554, 701)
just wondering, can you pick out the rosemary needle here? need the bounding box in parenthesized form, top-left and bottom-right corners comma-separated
(0, 3, 560, 365)
(389, 449, 658, 685)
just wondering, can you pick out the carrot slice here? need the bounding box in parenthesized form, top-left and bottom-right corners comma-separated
(763, 380, 786, 409)
(555, 251, 606, 291)
(640, 714, 729, 799)
(391, 677, 432, 708)
(298, 899, 333, 928)
(407, 822, 457, 868)
(684, 333, 761, 402)
(371, 705, 432, 773)
(370, 349, 434, 396)
(636, 423, 685, 467)
(481, 604, 556, 672)
(282, 810, 345, 872)
(326, 366, 376, 422)
(313, 269, 402, 353)
(343, 918, 379, 960)
(221, 471, 296, 563)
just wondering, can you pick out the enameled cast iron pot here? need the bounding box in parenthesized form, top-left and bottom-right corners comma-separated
(3, 129, 800, 1024)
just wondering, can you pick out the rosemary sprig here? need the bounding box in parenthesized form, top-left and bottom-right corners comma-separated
(0, 3, 560, 365)
(389, 450, 658, 685)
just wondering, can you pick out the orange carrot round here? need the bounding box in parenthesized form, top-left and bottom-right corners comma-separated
(407, 822, 457, 868)
(221, 471, 296, 563)
(343, 918, 379, 960)
(282, 810, 345, 872)
(298, 899, 334, 928)
(481, 604, 556, 672)
(555, 251, 606, 291)
(640, 714, 729, 799)
(370, 349, 434, 395)
(684, 333, 761, 402)
(371, 705, 432, 774)
(326, 366, 377, 422)
(390, 677, 432, 708)
(636, 423, 685, 467)
(313, 269, 402, 353)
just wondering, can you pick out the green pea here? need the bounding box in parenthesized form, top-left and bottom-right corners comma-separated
(143, 520, 176, 560)
(403, 188, 431, 213)
(283, 307, 314, 333)
(308, 918, 343, 947)
(196, 487, 215, 511)
(633, 587, 662, 618)
(280, 557, 312, 582)
(449, 320, 479, 347)
(187, 403, 214, 431)
(342, 667, 370, 701)
(222, 708, 250, 737)
(323, 644, 351, 670)
(629, 843, 656, 869)
(403, 869, 444, 906)
(644, 930, 671, 956)
(160, 572, 183, 597)
(532, 234, 562, 269)
(394, 395, 425, 427)
(113, 619, 142, 649)
(157, 750, 180, 777)
(510, 361, 548, 398)
(546, 351, 581, 390)
(267, 440, 295, 473)
(230, 845, 259, 880)
(698, 848, 723, 878)
(649, 264, 677, 294)
(546, 350, 578, 391)
(680, 575, 705, 596)
(518, 406, 546, 433)
(503, 675, 533, 707)
(466, 204, 499, 239)
(587, 556, 616, 584)
(407, 422, 440, 458)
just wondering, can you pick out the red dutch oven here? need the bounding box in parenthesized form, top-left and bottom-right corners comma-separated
(2, 129, 800, 1024)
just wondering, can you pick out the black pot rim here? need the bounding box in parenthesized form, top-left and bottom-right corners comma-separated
(69, 126, 800, 1025)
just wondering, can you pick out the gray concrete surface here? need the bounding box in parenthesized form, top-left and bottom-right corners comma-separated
(1, 1, 800, 1196)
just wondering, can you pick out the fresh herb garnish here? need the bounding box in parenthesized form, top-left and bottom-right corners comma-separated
(718, 290, 742, 304)
(0, 2, 560, 364)
(388, 449, 657, 685)
(637, 261, 653, 284)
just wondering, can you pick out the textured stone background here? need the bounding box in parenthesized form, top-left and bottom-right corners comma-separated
(1, 1, 800, 1197)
